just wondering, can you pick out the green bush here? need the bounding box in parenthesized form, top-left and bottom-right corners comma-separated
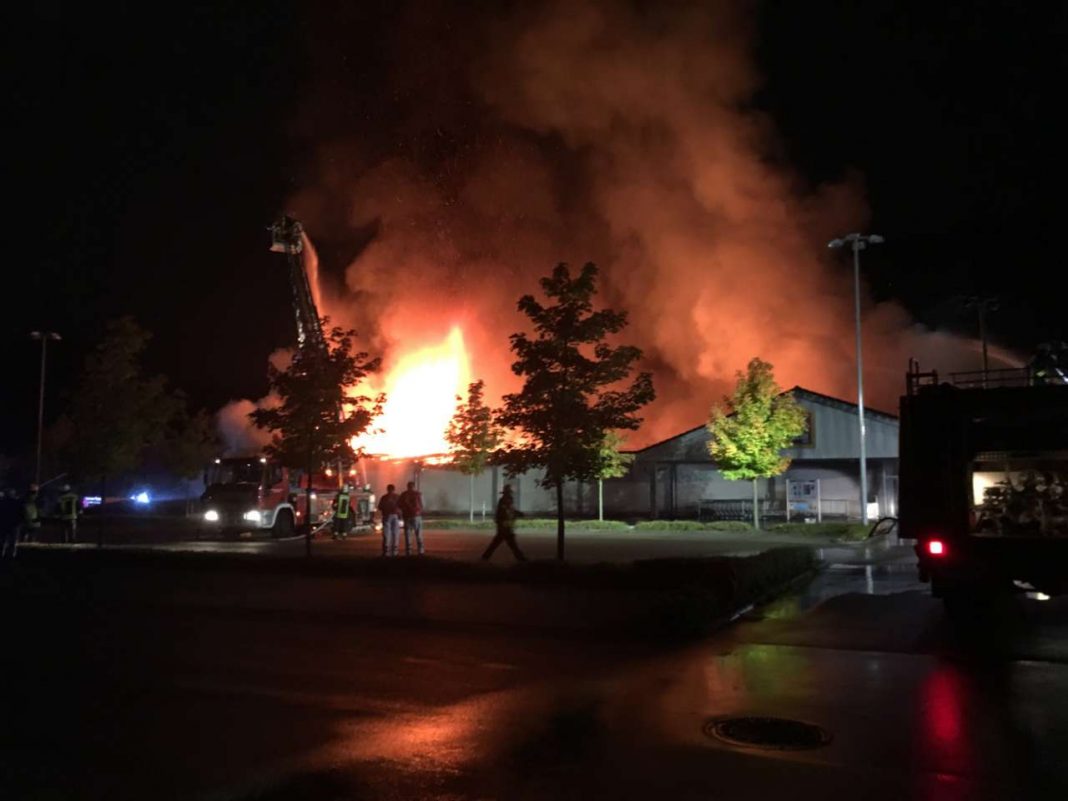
(424, 518, 631, 531)
(766, 522, 870, 541)
(633, 520, 753, 532)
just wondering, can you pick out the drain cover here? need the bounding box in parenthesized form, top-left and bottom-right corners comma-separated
(704, 716, 831, 750)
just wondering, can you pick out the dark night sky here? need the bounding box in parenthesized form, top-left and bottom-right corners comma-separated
(3, 0, 1063, 454)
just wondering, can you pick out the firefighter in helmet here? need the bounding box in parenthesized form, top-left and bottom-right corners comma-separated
(21, 484, 41, 543)
(332, 483, 353, 540)
(58, 484, 80, 543)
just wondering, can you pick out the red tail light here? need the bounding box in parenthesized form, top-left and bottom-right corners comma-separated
(927, 539, 946, 557)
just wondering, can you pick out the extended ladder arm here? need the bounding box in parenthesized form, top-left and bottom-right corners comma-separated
(269, 215, 326, 352)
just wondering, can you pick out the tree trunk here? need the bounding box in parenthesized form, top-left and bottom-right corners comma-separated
(556, 479, 565, 560)
(305, 464, 313, 557)
(469, 473, 475, 523)
(752, 478, 760, 530)
(598, 479, 604, 522)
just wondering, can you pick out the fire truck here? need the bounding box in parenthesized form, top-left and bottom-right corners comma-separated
(199, 215, 376, 537)
(899, 362, 1068, 607)
(201, 456, 306, 536)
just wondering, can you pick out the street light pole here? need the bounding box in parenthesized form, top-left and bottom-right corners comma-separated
(29, 331, 62, 485)
(828, 234, 883, 525)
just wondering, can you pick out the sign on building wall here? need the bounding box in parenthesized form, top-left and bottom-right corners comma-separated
(786, 479, 821, 522)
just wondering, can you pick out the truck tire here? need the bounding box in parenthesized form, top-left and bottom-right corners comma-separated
(272, 509, 294, 538)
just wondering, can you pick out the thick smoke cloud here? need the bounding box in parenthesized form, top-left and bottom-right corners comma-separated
(282, 0, 1000, 447)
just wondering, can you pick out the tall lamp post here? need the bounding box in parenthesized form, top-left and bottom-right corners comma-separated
(828, 234, 883, 525)
(29, 331, 62, 485)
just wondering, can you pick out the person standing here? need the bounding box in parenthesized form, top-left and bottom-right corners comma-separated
(22, 484, 41, 543)
(482, 485, 527, 561)
(399, 481, 424, 556)
(1, 488, 21, 559)
(58, 484, 80, 544)
(332, 484, 352, 540)
(377, 483, 401, 556)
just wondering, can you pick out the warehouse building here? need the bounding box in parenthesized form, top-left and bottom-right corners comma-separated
(362, 387, 899, 522)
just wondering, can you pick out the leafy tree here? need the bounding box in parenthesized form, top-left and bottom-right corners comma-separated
(595, 431, 634, 521)
(445, 379, 503, 522)
(162, 405, 221, 513)
(62, 317, 180, 492)
(497, 262, 654, 559)
(250, 324, 381, 553)
(706, 358, 808, 529)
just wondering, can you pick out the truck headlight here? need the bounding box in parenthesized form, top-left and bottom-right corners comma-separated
(204, 510, 220, 522)
(243, 510, 262, 523)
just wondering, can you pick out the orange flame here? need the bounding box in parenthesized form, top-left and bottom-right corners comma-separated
(353, 327, 471, 459)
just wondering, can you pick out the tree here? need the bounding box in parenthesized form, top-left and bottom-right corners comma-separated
(497, 262, 654, 559)
(445, 379, 503, 522)
(595, 431, 634, 522)
(250, 324, 381, 554)
(162, 405, 221, 514)
(62, 317, 180, 490)
(706, 358, 808, 529)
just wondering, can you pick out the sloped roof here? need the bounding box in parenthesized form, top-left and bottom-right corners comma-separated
(631, 385, 897, 455)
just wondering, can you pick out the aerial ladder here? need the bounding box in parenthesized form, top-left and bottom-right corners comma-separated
(267, 215, 374, 533)
(269, 215, 326, 353)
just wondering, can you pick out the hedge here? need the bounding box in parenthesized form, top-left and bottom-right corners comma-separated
(425, 518, 631, 531)
(766, 522, 870, 541)
(633, 520, 753, 532)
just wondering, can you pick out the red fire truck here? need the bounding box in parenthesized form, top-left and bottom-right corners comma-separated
(899, 363, 1068, 608)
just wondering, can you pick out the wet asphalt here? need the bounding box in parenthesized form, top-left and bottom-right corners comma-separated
(3, 540, 1066, 800)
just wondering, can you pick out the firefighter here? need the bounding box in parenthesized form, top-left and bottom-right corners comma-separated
(332, 483, 353, 540)
(22, 484, 41, 542)
(1031, 341, 1067, 385)
(58, 484, 80, 543)
(356, 484, 374, 527)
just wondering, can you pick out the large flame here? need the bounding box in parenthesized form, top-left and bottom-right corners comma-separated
(353, 327, 471, 459)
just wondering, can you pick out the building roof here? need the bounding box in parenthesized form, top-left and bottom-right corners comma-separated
(632, 385, 898, 455)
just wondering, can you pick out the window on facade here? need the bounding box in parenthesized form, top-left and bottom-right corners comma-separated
(793, 411, 815, 447)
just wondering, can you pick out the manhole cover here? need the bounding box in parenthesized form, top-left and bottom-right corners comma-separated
(703, 716, 832, 750)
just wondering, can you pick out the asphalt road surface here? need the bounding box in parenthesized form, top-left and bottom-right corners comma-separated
(24, 523, 854, 561)
(3, 544, 1066, 800)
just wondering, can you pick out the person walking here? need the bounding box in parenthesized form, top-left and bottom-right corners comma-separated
(1, 488, 21, 559)
(58, 485, 80, 544)
(482, 485, 527, 561)
(22, 484, 41, 543)
(399, 481, 424, 556)
(377, 483, 401, 556)
(332, 484, 353, 540)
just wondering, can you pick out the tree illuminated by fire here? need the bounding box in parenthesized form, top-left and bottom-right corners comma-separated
(446, 379, 503, 522)
(251, 323, 383, 531)
(497, 262, 654, 559)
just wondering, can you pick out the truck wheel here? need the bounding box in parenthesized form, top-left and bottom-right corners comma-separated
(272, 510, 294, 538)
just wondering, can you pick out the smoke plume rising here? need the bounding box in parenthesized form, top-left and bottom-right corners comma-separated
(276, 0, 1002, 448)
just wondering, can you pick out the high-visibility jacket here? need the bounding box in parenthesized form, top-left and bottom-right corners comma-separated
(24, 495, 40, 527)
(334, 492, 351, 520)
(58, 492, 79, 521)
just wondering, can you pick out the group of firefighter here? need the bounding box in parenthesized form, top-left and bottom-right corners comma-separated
(328, 480, 526, 560)
(0, 483, 82, 558)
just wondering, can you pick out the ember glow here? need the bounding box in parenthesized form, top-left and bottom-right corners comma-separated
(353, 327, 471, 459)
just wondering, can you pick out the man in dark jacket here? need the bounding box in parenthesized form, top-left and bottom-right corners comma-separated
(399, 481, 424, 556)
(377, 484, 401, 556)
(482, 485, 526, 561)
